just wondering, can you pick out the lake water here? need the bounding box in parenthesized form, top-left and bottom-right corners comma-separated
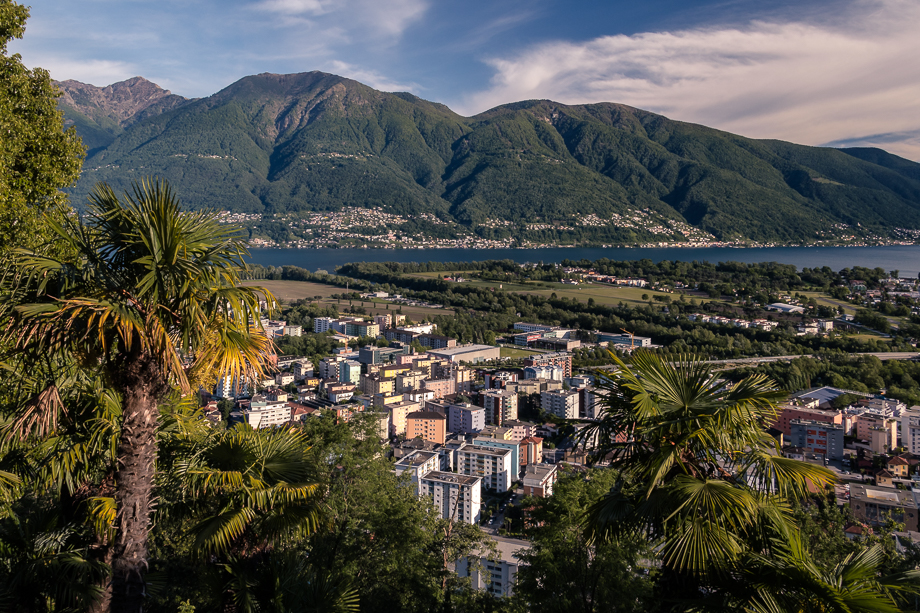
(248, 245, 920, 277)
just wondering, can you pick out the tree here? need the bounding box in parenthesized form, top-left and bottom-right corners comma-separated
(7, 180, 276, 613)
(0, 1, 84, 255)
(582, 352, 837, 609)
(514, 467, 655, 613)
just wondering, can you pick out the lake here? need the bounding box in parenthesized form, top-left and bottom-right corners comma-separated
(247, 245, 920, 277)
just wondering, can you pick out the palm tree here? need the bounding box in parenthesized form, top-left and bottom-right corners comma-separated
(741, 533, 920, 613)
(168, 425, 325, 556)
(6, 180, 275, 613)
(582, 352, 837, 605)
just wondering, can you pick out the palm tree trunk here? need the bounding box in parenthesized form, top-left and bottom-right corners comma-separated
(109, 353, 168, 613)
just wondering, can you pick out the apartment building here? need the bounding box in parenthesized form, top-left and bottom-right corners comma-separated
(406, 411, 447, 444)
(789, 419, 845, 460)
(338, 360, 362, 385)
(902, 406, 920, 453)
(523, 351, 573, 377)
(319, 356, 344, 380)
(480, 389, 518, 426)
(519, 436, 543, 466)
(389, 400, 421, 436)
(541, 389, 580, 419)
(850, 484, 920, 531)
(773, 404, 843, 436)
(457, 445, 512, 492)
(472, 437, 521, 479)
(394, 450, 440, 485)
(522, 463, 558, 497)
(456, 536, 530, 598)
(346, 321, 380, 337)
(419, 472, 482, 524)
(583, 387, 609, 420)
(448, 404, 485, 435)
(856, 413, 898, 442)
(239, 402, 292, 429)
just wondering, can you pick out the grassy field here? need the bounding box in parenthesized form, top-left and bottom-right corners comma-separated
(499, 346, 541, 358)
(800, 291, 858, 316)
(408, 271, 676, 307)
(520, 283, 676, 307)
(240, 280, 449, 321)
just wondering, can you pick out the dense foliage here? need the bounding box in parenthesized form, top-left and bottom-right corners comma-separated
(0, 0, 84, 255)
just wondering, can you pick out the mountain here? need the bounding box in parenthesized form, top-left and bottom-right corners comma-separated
(59, 72, 920, 243)
(55, 77, 192, 154)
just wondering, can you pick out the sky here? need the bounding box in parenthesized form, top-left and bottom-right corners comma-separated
(10, 0, 920, 160)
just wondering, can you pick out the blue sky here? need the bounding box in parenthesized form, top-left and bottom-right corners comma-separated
(11, 0, 920, 159)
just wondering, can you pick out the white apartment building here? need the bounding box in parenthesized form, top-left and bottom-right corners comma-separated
(394, 450, 440, 485)
(314, 317, 333, 333)
(541, 389, 579, 419)
(583, 387, 609, 420)
(902, 406, 920, 454)
(243, 402, 292, 429)
(419, 472, 482, 524)
(319, 356, 344, 380)
(275, 372, 295, 386)
(523, 365, 564, 381)
(457, 445, 512, 492)
(456, 535, 530, 598)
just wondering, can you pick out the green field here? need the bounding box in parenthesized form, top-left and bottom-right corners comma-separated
(800, 291, 858, 316)
(521, 283, 675, 307)
(500, 346, 541, 358)
(407, 272, 674, 307)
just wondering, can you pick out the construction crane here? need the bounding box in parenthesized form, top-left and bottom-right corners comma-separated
(620, 327, 636, 349)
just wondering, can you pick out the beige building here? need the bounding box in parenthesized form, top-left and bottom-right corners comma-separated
(856, 413, 897, 442)
(362, 374, 397, 396)
(389, 399, 421, 436)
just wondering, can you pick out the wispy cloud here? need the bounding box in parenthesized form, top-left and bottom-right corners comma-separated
(460, 0, 920, 160)
(34, 58, 138, 88)
(253, 0, 428, 38)
(327, 60, 420, 92)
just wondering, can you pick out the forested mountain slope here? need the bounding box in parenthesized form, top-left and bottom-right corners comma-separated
(59, 71, 920, 243)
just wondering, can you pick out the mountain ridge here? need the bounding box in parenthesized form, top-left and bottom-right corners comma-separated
(57, 71, 920, 244)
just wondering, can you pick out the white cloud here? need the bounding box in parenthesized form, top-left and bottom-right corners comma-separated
(460, 0, 920, 160)
(24, 57, 138, 88)
(326, 60, 419, 92)
(254, 0, 427, 38)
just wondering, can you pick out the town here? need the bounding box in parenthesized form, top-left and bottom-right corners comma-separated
(199, 277, 920, 597)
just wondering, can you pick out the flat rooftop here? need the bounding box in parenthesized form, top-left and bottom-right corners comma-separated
(427, 344, 497, 356)
(459, 444, 512, 457)
(395, 450, 439, 467)
(422, 471, 480, 486)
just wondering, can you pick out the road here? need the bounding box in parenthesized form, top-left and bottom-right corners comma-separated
(706, 351, 918, 366)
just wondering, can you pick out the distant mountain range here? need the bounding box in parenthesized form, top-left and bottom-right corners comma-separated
(55, 72, 920, 244)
